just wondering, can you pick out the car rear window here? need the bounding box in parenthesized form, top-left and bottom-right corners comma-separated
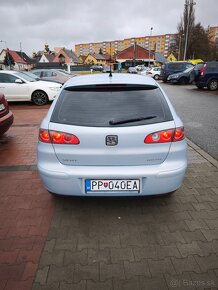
(50, 85, 173, 127)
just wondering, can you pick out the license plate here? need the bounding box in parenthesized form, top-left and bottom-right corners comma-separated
(85, 179, 140, 192)
(0, 104, 5, 112)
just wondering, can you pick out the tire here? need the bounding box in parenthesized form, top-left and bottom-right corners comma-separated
(154, 74, 159, 80)
(179, 77, 188, 85)
(31, 90, 49, 106)
(207, 79, 218, 91)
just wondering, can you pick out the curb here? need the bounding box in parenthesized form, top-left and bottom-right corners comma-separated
(187, 138, 218, 169)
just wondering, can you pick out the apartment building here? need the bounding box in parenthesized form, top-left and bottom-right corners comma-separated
(209, 26, 218, 47)
(75, 26, 217, 58)
(75, 33, 177, 57)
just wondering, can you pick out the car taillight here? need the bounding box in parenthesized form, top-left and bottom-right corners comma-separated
(144, 127, 185, 144)
(39, 129, 51, 143)
(147, 71, 152, 75)
(200, 64, 206, 76)
(39, 129, 80, 145)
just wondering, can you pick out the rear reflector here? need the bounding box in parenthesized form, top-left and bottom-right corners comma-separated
(144, 127, 184, 143)
(39, 129, 80, 144)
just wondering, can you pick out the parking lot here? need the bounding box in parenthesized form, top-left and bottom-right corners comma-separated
(1, 98, 218, 290)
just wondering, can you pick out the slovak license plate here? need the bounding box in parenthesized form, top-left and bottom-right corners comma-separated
(85, 179, 140, 192)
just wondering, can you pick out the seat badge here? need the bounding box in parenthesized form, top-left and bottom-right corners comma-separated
(106, 135, 118, 146)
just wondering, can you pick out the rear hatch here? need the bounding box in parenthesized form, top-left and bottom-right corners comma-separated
(160, 64, 166, 79)
(49, 84, 175, 166)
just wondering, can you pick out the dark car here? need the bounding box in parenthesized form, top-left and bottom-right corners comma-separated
(167, 67, 195, 84)
(160, 62, 194, 82)
(195, 61, 218, 90)
(90, 65, 103, 71)
(0, 94, 14, 135)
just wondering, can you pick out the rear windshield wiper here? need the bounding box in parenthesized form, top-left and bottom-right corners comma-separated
(109, 115, 157, 125)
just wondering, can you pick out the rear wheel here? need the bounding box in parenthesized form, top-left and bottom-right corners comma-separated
(154, 74, 159, 80)
(32, 90, 48, 106)
(207, 79, 218, 91)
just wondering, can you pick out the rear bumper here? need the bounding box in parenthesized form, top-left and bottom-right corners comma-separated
(195, 81, 206, 88)
(0, 111, 14, 135)
(37, 140, 188, 196)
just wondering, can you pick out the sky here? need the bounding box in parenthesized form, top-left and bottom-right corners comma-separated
(0, 0, 217, 56)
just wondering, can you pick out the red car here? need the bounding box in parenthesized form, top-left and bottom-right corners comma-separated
(0, 94, 14, 135)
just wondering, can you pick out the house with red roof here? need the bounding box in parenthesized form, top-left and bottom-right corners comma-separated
(116, 44, 155, 67)
(0, 49, 28, 70)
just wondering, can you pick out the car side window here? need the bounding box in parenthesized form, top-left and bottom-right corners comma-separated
(33, 71, 41, 77)
(206, 63, 218, 72)
(0, 73, 17, 83)
(44, 71, 53, 77)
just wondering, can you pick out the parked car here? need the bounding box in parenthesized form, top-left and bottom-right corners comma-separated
(145, 67, 161, 80)
(195, 61, 218, 90)
(127, 67, 138, 74)
(37, 73, 187, 196)
(102, 66, 114, 73)
(90, 65, 103, 71)
(0, 94, 14, 135)
(0, 70, 61, 106)
(167, 67, 195, 84)
(32, 69, 76, 84)
(135, 65, 148, 72)
(160, 62, 194, 82)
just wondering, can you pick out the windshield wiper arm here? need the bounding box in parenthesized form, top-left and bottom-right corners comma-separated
(109, 115, 157, 125)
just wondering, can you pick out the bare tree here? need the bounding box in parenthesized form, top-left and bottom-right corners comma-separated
(174, 0, 214, 61)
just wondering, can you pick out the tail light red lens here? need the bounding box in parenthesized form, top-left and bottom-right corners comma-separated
(144, 127, 185, 144)
(39, 130, 51, 143)
(173, 127, 185, 141)
(39, 129, 80, 145)
(200, 64, 206, 76)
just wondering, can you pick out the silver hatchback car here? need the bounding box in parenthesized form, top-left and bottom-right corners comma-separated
(37, 73, 187, 196)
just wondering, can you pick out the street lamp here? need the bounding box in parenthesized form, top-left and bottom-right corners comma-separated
(183, 0, 196, 60)
(148, 27, 153, 67)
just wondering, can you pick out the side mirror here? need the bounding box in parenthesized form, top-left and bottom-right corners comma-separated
(15, 78, 24, 84)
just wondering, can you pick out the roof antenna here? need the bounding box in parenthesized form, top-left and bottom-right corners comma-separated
(109, 42, 112, 77)
(109, 64, 112, 77)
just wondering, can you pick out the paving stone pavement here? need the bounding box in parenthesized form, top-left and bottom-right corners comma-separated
(32, 141, 218, 290)
(1, 104, 218, 290)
